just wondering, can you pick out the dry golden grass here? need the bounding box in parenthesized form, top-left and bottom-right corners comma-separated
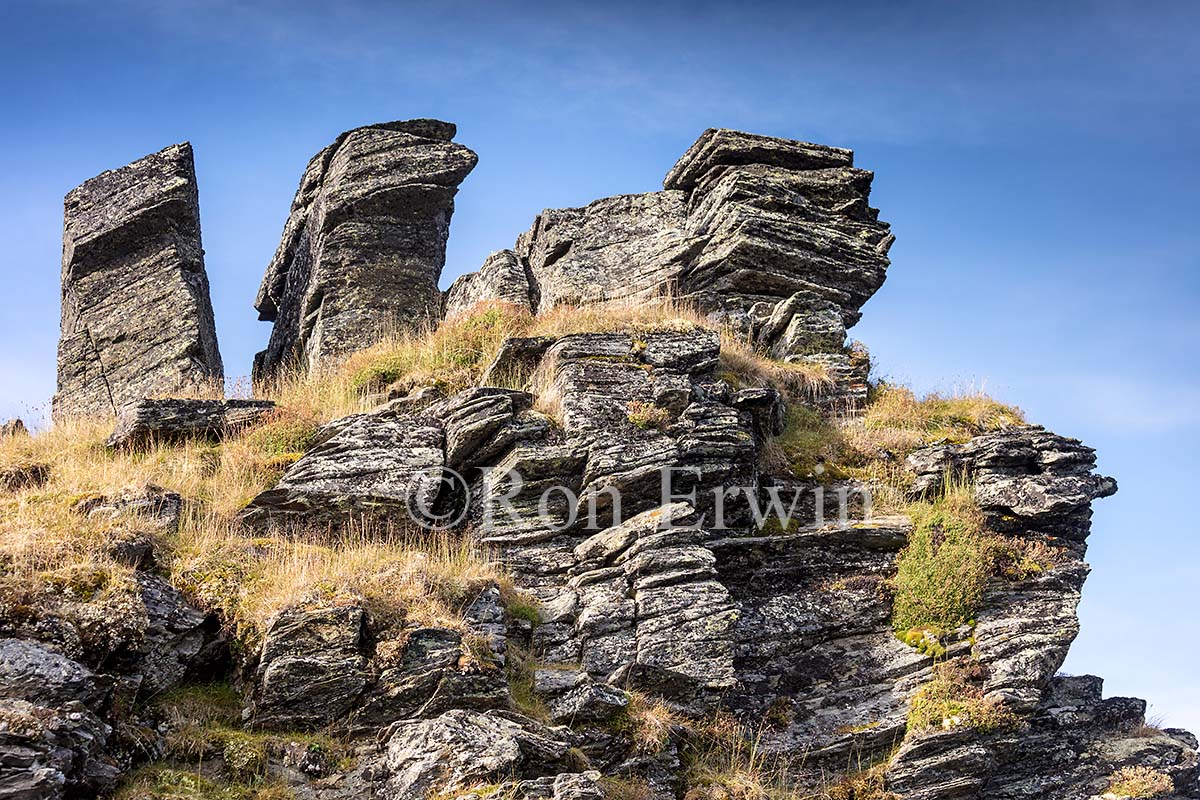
(344, 298, 832, 411)
(1105, 766, 1174, 798)
(841, 384, 1024, 463)
(171, 517, 507, 649)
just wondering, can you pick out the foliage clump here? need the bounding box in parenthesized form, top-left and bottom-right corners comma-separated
(626, 401, 672, 431)
(907, 659, 1018, 734)
(891, 482, 997, 634)
(1105, 766, 1174, 798)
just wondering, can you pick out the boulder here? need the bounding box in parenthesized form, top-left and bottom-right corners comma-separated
(53, 142, 223, 420)
(381, 709, 579, 798)
(254, 120, 478, 380)
(106, 398, 276, 449)
(251, 605, 369, 729)
(240, 410, 445, 529)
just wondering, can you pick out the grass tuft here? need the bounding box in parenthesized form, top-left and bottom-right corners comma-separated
(1105, 766, 1174, 798)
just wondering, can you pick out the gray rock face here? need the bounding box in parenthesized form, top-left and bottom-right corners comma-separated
(380, 709, 579, 798)
(240, 410, 445, 529)
(254, 120, 478, 380)
(106, 398, 276, 448)
(888, 675, 1200, 800)
(444, 250, 537, 318)
(53, 142, 222, 420)
(447, 128, 893, 380)
(251, 605, 370, 730)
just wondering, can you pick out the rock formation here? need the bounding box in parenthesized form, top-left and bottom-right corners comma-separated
(253, 120, 478, 381)
(53, 143, 223, 420)
(4, 126, 1196, 800)
(446, 128, 892, 410)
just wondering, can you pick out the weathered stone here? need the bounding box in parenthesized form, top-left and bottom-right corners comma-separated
(241, 410, 444, 529)
(886, 675, 1200, 799)
(254, 120, 477, 380)
(0, 640, 118, 799)
(106, 398, 276, 449)
(381, 709, 578, 798)
(251, 605, 369, 730)
(549, 682, 629, 724)
(53, 142, 222, 420)
(450, 128, 892, 359)
(444, 250, 536, 318)
(133, 573, 224, 695)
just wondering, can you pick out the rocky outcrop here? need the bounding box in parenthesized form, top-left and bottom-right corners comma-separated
(253, 120, 478, 381)
(446, 128, 893, 411)
(889, 675, 1200, 800)
(53, 143, 223, 420)
(444, 250, 537, 318)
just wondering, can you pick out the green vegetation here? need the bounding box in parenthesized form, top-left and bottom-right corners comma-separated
(761, 405, 843, 479)
(907, 659, 1018, 734)
(1105, 766, 1174, 798)
(113, 767, 294, 800)
(626, 400, 672, 431)
(504, 644, 550, 721)
(891, 481, 995, 634)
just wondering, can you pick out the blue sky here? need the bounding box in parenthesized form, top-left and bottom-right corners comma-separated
(1, 1, 1197, 730)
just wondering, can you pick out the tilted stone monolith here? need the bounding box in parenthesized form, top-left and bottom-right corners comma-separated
(53, 143, 223, 420)
(253, 119, 478, 382)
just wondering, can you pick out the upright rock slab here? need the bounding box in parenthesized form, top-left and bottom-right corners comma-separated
(53, 143, 223, 420)
(253, 120, 477, 381)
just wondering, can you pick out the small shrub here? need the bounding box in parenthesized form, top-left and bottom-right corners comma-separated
(1106, 766, 1174, 798)
(624, 692, 681, 754)
(907, 659, 1018, 734)
(761, 405, 842, 479)
(627, 401, 672, 431)
(891, 482, 997, 633)
(240, 408, 321, 457)
(222, 734, 268, 781)
(993, 537, 1064, 581)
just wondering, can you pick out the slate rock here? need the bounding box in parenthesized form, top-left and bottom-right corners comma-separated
(241, 411, 444, 529)
(53, 142, 223, 420)
(251, 605, 369, 729)
(381, 709, 578, 798)
(444, 249, 537, 318)
(448, 128, 892, 354)
(107, 398, 276, 448)
(254, 120, 478, 379)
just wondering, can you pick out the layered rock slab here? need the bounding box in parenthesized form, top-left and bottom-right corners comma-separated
(254, 120, 477, 380)
(53, 142, 223, 420)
